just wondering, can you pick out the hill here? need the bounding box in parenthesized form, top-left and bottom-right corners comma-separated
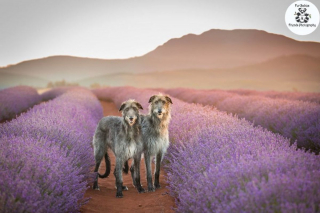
(1, 29, 320, 84)
(78, 55, 320, 92)
(0, 72, 48, 90)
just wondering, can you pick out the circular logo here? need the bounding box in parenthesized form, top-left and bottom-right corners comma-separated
(285, 1, 319, 35)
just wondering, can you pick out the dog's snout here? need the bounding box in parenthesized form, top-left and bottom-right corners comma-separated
(158, 109, 162, 114)
(129, 117, 134, 121)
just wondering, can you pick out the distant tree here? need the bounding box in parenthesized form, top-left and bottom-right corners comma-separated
(46, 80, 79, 88)
(47, 81, 53, 88)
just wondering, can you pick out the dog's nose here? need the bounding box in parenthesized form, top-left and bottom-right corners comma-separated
(158, 109, 162, 114)
(129, 117, 133, 121)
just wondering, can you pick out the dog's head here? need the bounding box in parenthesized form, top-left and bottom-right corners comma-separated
(119, 99, 143, 126)
(148, 93, 173, 119)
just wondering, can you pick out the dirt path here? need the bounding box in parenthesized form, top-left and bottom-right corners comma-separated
(80, 101, 175, 213)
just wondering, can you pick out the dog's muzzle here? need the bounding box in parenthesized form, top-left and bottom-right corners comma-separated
(128, 117, 135, 125)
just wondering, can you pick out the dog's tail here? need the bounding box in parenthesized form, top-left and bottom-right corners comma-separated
(98, 152, 111, 178)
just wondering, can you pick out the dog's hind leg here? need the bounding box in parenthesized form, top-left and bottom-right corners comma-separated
(132, 155, 145, 193)
(92, 127, 106, 190)
(93, 151, 104, 190)
(123, 160, 129, 174)
(145, 152, 155, 192)
(98, 152, 111, 178)
(93, 145, 105, 190)
(154, 152, 163, 189)
(93, 160, 101, 190)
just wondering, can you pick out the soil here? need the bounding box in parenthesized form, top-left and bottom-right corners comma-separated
(80, 101, 175, 213)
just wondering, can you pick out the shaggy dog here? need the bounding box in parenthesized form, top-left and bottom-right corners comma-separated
(92, 99, 145, 198)
(130, 94, 172, 191)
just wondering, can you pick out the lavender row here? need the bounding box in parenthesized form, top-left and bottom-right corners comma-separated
(0, 86, 41, 121)
(165, 88, 320, 152)
(228, 89, 320, 104)
(94, 87, 320, 213)
(0, 88, 103, 212)
(40, 86, 79, 101)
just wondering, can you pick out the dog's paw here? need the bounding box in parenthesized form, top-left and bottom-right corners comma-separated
(132, 182, 143, 188)
(116, 192, 123, 198)
(147, 186, 155, 192)
(154, 183, 161, 189)
(137, 187, 146, 193)
(93, 184, 100, 191)
(115, 185, 129, 191)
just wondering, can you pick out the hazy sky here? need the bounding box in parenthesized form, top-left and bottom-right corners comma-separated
(0, 0, 319, 67)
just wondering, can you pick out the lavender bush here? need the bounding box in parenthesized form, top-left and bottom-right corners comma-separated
(228, 89, 320, 104)
(94, 87, 320, 213)
(165, 88, 320, 152)
(0, 88, 103, 212)
(40, 86, 79, 101)
(0, 86, 41, 121)
(0, 136, 86, 212)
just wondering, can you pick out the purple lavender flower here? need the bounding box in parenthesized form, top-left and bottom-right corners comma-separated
(228, 89, 320, 104)
(165, 88, 320, 152)
(0, 86, 41, 121)
(93, 87, 320, 213)
(0, 87, 103, 212)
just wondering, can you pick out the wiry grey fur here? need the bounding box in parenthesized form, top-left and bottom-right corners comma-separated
(130, 94, 172, 192)
(92, 99, 145, 198)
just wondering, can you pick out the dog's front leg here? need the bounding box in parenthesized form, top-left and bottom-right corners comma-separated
(133, 154, 145, 193)
(114, 157, 124, 198)
(144, 151, 155, 192)
(130, 160, 136, 187)
(154, 151, 162, 189)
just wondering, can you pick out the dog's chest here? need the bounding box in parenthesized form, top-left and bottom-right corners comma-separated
(149, 135, 169, 155)
(126, 140, 137, 158)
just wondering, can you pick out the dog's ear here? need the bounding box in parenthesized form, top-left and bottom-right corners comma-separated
(119, 103, 126, 111)
(148, 95, 156, 103)
(165, 96, 173, 104)
(135, 102, 143, 110)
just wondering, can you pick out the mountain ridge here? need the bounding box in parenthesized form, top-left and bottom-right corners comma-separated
(78, 54, 320, 92)
(1, 29, 320, 84)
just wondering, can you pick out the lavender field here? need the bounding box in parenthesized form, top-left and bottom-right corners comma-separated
(164, 88, 320, 153)
(228, 89, 320, 104)
(94, 87, 320, 212)
(1, 86, 320, 212)
(0, 86, 41, 121)
(0, 87, 102, 212)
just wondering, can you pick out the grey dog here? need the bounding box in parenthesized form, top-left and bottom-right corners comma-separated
(92, 99, 145, 198)
(130, 94, 173, 192)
